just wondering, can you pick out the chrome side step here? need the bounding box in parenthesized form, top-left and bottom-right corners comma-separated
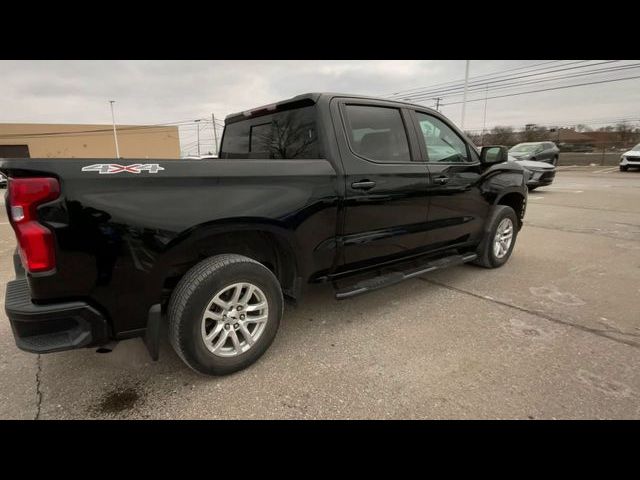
(334, 253, 477, 300)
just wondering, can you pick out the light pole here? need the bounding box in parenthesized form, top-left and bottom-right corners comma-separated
(461, 60, 470, 129)
(195, 119, 201, 157)
(211, 113, 219, 155)
(481, 84, 488, 145)
(109, 100, 120, 159)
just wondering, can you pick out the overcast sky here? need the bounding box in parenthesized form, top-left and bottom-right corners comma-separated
(2, 60, 639, 154)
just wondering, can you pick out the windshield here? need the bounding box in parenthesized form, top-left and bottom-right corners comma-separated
(510, 143, 540, 153)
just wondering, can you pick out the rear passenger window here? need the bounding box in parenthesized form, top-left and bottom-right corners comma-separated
(343, 105, 411, 162)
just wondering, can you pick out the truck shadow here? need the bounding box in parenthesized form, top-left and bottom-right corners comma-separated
(156, 263, 486, 373)
(45, 265, 477, 418)
(154, 276, 444, 371)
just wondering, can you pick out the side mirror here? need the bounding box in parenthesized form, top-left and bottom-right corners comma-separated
(480, 145, 508, 164)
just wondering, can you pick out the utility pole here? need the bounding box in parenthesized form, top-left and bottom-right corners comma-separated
(195, 119, 201, 157)
(109, 100, 120, 159)
(211, 113, 219, 155)
(461, 60, 470, 129)
(481, 84, 488, 145)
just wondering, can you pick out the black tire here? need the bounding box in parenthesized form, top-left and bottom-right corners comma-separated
(620, 165, 629, 172)
(168, 254, 283, 376)
(473, 205, 519, 269)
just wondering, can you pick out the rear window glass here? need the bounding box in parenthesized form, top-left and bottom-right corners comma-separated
(220, 106, 322, 159)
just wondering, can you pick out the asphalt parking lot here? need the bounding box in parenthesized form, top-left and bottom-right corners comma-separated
(1, 166, 639, 419)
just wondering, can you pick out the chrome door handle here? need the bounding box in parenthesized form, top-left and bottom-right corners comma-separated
(351, 180, 376, 190)
(434, 176, 449, 185)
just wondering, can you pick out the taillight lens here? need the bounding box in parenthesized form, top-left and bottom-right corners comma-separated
(8, 177, 60, 273)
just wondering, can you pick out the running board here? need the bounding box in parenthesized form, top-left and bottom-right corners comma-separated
(334, 253, 477, 300)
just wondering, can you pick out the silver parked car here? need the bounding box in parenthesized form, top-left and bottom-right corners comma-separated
(509, 141, 560, 166)
(508, 155, 555, 191)
(475, 145, 556, 191)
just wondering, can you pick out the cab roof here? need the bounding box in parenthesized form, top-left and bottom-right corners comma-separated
(224, 92, 438, 124)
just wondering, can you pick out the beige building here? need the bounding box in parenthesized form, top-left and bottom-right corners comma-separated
(0, 123, 180, 159)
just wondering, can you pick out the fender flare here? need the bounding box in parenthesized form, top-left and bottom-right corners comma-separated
(152, 218, 302, 301)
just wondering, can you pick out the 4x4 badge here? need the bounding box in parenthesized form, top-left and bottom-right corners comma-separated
(81, 164, 165, 174)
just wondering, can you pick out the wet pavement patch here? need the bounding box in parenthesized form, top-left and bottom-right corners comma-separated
(94, 382, 145, 416)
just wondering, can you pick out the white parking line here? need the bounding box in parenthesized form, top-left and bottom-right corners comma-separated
(594, 167, 618, 174)
(556, 165, 599, 170)
(543, 187, 584, 193)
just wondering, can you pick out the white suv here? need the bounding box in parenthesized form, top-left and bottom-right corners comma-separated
(620, 143, 640, 171)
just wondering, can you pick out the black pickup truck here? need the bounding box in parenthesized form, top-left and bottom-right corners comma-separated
(1, 93, 528, 375)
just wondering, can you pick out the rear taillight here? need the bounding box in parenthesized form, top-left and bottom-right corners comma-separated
(8, 177, 60, 273)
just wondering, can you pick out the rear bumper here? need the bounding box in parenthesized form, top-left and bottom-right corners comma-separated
(5, 278, 109, 354)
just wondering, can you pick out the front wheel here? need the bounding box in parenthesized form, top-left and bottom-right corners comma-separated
(473, 205, 519, 268)
(168, 254, 283, 376)
(620, 165, 629, 172)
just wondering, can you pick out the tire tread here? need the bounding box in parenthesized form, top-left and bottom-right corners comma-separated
(473, 205, 518, 269)
(167, 254, 272, 373)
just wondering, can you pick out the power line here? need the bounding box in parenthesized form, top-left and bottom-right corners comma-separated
(385, 60, 570, 98)
(1, 126, 185, 141)
(418, 66, 637, 103)
(410, 63, 640, 102)
(397, 61, 620, 102)
(392, 60, 603, 99)
(387, 60, 595, 99)
(0, 119, 205, 139)
(441, 74, 640, 107)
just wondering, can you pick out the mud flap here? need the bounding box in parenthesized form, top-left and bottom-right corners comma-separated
(143, 304, 162, 361)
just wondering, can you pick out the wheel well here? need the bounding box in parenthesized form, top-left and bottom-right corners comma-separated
(497, 192, 525, 227)
(161, 230, 298, 305)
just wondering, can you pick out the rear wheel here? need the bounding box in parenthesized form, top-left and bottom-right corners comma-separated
(168, 254, 283, 376)
(473, 205, 519, 268)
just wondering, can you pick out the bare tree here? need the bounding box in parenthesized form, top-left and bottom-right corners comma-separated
(253, 111, 316, 159)
(490, 126, 515, 146)
(616, 121, 634, 145)
(522, 124, 549, 142)
(464, 131, 483, 145)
